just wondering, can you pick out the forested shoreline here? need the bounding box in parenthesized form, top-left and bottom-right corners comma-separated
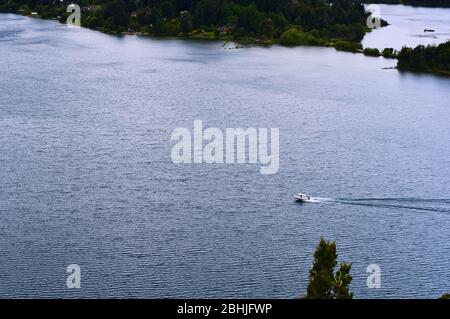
(1, 0, 449, 76)
(0, 0, 373, 46)
(397, 42, 450, 76)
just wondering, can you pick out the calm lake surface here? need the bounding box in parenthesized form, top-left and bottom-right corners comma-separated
(0, 11, 449, 298)
(362, 4, 450, 50)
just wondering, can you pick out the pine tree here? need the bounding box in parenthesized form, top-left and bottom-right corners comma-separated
(305, 238, 353, 299)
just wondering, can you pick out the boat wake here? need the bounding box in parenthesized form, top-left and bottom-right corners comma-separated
(340, 197, 450, 203)
(335, 197, 450, 213)
(296, 196, 450, 213)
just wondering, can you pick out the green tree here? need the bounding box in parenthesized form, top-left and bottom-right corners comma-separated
(382, 48, 396, 59)
(305, 238, 353, 299)
(332, 263, 353, 299)
(180, 11, 193, 35)
(279, 28, 320, 46)
(279, 28, 303, 46)
(363, 47, 381, 57)
(259, 18, 273, 39)
(161, 1, 174, 19)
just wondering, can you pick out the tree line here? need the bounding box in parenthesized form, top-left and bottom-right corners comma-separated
(2, 1, 448, 76)
(0, 0, 371, 44)
(397, 41, 450, 76)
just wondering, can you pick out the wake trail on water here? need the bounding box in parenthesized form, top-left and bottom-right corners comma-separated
(336, 198, 450, 213)
(340, 198, 450, 204)
(302, 197, 450, 213)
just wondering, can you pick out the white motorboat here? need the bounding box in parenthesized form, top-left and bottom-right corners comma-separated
(294, 193, 311, 202)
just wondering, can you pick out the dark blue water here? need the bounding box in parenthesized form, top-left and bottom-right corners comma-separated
(0, 13, 449, 298)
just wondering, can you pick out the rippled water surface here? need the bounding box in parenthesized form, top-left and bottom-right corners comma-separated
(0, 13, 449, 298)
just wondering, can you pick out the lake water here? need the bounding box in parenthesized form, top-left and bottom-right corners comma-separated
(0, 10, 449, 298)
(363, 4, 450, 50)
